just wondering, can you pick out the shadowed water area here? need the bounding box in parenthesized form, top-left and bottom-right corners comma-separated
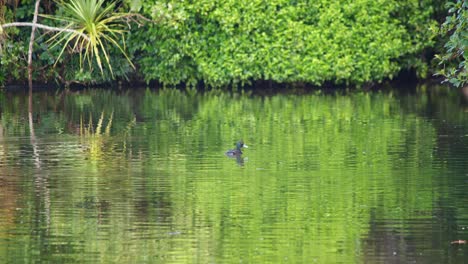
(0, 84, 467, 263)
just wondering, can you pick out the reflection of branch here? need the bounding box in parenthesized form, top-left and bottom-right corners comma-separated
(28, 112, 42, 169)
(28, 76, 42, 169)
(28, 93, 50, 232)
(1, 22, 90, 41)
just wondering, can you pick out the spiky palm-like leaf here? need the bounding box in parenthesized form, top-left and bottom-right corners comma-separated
(45, 0, 134, 77)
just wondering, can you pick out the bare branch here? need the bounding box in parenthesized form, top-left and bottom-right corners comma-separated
(1, 22, 90, 41)
(120, 13, 155, 29)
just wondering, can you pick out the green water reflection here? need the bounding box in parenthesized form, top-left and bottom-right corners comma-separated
(0, 85, 467, 263)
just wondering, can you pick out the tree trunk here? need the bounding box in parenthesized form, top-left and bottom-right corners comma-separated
(28, 0, 41, 96)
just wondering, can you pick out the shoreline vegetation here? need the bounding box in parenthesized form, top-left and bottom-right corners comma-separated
(1, 75, 443, 94)
(0, 0, 466, 89)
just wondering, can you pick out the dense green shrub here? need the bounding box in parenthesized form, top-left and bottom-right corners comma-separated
(131, 0, 438, 87)
(436, 0, 467, 88)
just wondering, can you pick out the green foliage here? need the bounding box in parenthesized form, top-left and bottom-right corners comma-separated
(0, 0, 135, 86)
(131, 0, 438, 87)
(0, 1, 46, 84)
(0, 0, 451, 87)
(44, 0, 134, 77)
(0, 41, 27, 83)
(435, 0, 468, 88)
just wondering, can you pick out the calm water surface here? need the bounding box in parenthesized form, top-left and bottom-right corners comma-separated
(0, 85, 467, 263)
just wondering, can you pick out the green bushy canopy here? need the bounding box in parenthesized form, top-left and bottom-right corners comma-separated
(132, 0, 437, 87)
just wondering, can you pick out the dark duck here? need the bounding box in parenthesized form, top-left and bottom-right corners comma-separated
(225, 141, 248, 157)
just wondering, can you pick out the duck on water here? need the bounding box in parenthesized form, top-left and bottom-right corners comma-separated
(225, 141, 248, 157)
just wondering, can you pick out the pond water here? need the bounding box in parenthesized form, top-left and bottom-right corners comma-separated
(0, 84, 467, 263)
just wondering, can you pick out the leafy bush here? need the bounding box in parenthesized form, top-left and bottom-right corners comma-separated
(435, 0, 467, 88)
(131, 0, 438, 87)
